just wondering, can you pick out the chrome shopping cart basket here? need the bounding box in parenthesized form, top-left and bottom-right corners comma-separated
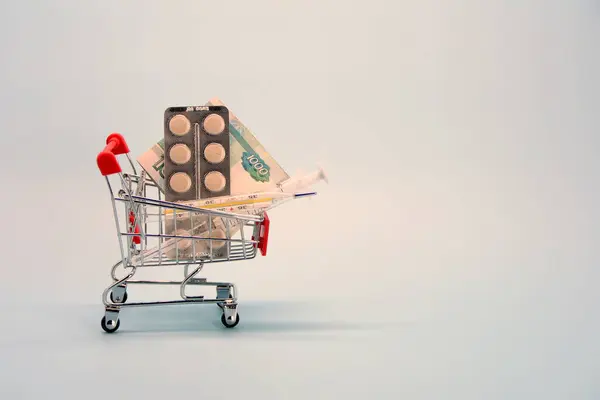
(96, 133, 270, 333)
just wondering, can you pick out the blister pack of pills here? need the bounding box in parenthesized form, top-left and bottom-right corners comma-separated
(163, 106, 231, 202)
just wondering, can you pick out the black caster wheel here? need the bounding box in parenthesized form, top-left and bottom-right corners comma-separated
(221, 313, 240, 328)
(110, 291, 128, 304)
(101, 316, 121, 333)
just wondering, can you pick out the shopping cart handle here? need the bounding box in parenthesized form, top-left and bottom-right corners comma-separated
(97, 133, 130, 176)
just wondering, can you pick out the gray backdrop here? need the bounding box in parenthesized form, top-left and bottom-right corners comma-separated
(1, 0, 598, 399)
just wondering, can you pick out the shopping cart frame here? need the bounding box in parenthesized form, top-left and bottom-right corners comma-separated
(96, 133, 270, 333)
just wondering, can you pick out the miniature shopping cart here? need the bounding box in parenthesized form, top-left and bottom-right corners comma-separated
(96, 133, 270, 333)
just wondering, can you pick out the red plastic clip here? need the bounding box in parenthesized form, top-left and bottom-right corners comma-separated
(128, 211, 141, 244)
(257, 212, 270, 256)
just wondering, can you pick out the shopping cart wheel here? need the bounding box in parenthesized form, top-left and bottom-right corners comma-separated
(101, 316, 121, 333)
(110, 291, 128, 304)
(221, 312, 240, 328)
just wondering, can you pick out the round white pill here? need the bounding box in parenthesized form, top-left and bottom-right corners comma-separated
(170, 172, 192, 193)
(166, 229, 193, 259)
(169, 114, 191, 136)
(204, 171, 226, 192)
(204, 143, 226, 164)
(203, 113, 225, 135)
(174, 229, 192, 250)
(169, 144, 192, 165)
(209, 229, 227, 249)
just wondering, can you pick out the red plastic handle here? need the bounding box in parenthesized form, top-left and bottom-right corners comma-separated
(97, 133, 130, 176)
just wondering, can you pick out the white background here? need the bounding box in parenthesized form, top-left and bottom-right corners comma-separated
(1, 1, 599, 398)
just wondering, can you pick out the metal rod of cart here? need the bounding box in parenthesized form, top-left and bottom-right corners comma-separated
(96, 133, 270, 333)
